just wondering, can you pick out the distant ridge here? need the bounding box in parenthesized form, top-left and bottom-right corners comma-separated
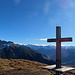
(26, 44, 75, 65)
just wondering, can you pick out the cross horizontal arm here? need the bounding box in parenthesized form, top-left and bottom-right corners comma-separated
(47, 37, 72, 42)
(47, 38, 56, 42)
(60, 37, 72, 42)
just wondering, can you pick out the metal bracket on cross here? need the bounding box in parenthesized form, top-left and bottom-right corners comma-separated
(43, 26, 75, 75)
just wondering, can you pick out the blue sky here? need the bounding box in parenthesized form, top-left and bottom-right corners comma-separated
(0, 0, 75, 45)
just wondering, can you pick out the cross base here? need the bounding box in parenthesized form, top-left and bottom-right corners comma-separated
(43, 65, 75, 74)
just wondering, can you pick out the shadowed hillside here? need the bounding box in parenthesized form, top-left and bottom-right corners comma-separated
(0, 44, 55, 65)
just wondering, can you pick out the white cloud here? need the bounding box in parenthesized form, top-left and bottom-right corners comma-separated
(44, 0, 51, 14)
(56, 0, 75, 8)
(39, 38, 47, 41)
(14, 0, 21, 4)
(32, 44, 49, 46)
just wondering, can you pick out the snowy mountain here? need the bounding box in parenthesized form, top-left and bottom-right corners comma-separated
(0, 40, 14, 49)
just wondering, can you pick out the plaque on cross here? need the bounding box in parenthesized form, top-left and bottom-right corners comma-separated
(47, 26, 72, 68)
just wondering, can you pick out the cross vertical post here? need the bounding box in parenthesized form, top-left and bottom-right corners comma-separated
(56, 26, 61, 68)
(56, 26, 61, 75)
(46, 26, 72, 75)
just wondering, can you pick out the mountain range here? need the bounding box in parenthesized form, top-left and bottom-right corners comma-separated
(0, 40, 55, 65)
(26, 44, 75, 65)
(0, 40, 75, 65)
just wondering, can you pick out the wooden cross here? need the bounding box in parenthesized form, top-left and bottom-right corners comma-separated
(47, 26, 72, 68)
(43, 26, 74, 75)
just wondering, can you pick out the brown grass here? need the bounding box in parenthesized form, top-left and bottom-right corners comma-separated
(0, 59, 74, 75)
(0, 59, 54, 75)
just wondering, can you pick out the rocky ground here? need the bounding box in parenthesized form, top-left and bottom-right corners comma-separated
(0, 59, 74, 75)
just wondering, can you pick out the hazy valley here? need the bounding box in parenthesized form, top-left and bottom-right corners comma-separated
(26, 44, 75, 65)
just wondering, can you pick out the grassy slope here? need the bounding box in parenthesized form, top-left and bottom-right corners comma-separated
(0, 59, 74, 75)
(0, 59, 54, 75)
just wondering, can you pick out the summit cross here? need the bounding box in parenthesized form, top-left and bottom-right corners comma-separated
(47, 26, 72, 68)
